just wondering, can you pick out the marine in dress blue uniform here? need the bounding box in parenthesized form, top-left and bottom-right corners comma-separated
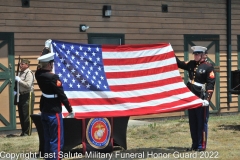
(176, 46, 215, 151)
(35, 40, 73, 160)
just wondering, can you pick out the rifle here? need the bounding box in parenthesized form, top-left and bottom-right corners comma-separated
(14, 55, 21, 105)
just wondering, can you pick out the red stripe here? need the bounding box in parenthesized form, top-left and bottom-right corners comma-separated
(103, 51, 174, 66)
(74, 96, 202, 118)
(56, 113, 61, 160)
(69, 87, 192, 106)
(105, 64, 177, 79)
(102, 43, 170, 52)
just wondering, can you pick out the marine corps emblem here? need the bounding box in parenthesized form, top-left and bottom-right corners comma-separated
(86, 118, 111, 149)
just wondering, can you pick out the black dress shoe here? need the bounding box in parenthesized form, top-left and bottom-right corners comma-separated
(20, 133, 28, 136)
(196, 148, 206, 152)
(186, 148, 196, 151)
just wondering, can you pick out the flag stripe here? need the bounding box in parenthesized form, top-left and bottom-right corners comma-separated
(107, 70, 182, 90)
(64, 94, 200, 112)
(73, 99, 201, 118)
(102, 43, 171, 53)
(103, 51, 174, 66)
(104, 57, 177, 73)
(65, 96, 201, 113)
(65, 81, 186, 99)
(108, 76, 182, 91)
(68, 88, 192, 106)
(105, 62, 177, 79)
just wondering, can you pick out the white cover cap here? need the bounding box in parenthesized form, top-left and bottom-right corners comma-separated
(191, 46, 207, 54)
(37, 52, 55, 62)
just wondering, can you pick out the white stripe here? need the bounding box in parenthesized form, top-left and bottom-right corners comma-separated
(107, 70, 180, 86)
(62, 92, 203, 112)
(65, 81, 186, 99)
(104, 57, 176, 73)
(103, 45, 173, 59)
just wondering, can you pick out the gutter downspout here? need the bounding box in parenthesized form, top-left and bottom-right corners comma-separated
(227, 0, 232, 104)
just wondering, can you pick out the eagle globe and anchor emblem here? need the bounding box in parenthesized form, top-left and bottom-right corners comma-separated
(86, 118, 111, 149)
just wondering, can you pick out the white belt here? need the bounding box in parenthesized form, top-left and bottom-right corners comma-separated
(188, 79, 204, 87)
(42, 93, 58, 98)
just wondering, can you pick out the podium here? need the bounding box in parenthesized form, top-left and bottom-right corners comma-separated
(30, 114, 129, 155)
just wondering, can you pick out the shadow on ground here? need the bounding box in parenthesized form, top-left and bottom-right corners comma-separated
(218, 124, 240, 131)
(5, 134, 20, 138)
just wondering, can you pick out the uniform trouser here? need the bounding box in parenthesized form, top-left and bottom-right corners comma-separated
(17, 92, 35, 135)
(41, 112, 64, 160)
(188, 105, 209, 150)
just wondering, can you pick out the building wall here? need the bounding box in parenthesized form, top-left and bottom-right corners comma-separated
(228, 0, 240, 111)
(0, 0, 239, 128)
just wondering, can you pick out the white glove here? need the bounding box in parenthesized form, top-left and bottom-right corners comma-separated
(14, 91, 17, 96)
(45, 39, 52, 48)
(15, 76, 21, 82)
(202, 100, 209, 106)
(66, 112, 75, 118)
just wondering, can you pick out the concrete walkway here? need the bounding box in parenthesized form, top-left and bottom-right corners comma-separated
(128, 119, 153, 126)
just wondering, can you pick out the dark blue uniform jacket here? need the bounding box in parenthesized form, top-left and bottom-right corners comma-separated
(176, 57, 215, 101)
(35, 69, 72, 114)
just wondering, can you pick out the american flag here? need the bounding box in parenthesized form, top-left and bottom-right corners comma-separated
(52, 40, 203, 118)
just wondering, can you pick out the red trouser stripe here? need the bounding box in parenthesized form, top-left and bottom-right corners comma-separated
(202, 107, 206, 149)
(56, 113, 61, 160)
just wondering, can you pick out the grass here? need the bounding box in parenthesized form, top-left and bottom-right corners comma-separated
(0, 113, 240, 160)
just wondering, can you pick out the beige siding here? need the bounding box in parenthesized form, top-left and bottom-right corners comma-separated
(0, 0, 239, 128)
(225, 0, 240, 112)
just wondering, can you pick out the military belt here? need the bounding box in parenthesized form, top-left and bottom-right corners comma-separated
(188, 79, 204, 87)
(42, 93, 58, 98)
(20, 91, 30, 95)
